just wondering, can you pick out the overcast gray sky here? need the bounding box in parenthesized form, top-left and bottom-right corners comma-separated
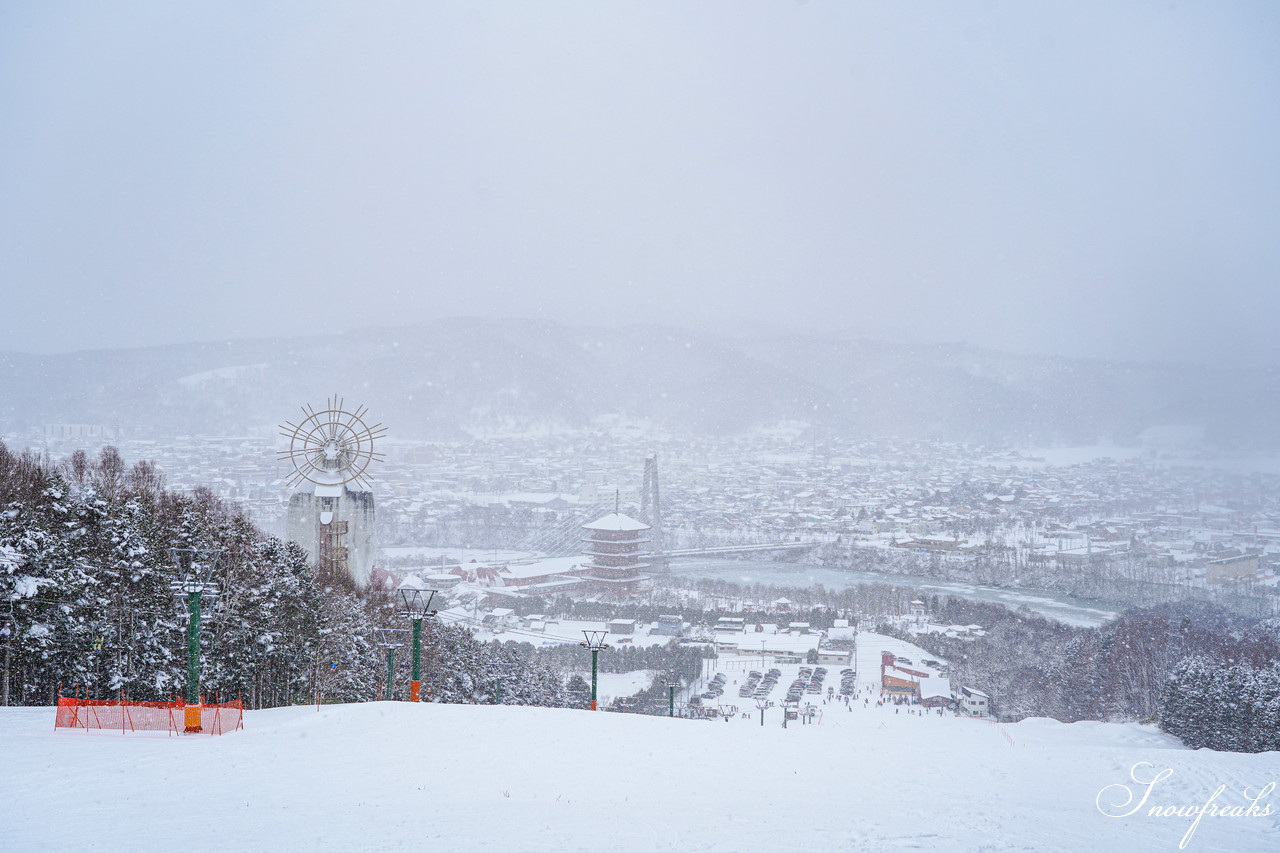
(2, 1, 1277, 366)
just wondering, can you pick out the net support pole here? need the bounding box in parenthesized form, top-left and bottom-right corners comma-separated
(184, 589, 203, 733)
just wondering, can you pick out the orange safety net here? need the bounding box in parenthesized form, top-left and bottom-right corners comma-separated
(54, 697, 244, 735)
(204, 699, 244, 735)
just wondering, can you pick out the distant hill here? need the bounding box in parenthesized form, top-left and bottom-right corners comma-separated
(2, 317, 1276, 448)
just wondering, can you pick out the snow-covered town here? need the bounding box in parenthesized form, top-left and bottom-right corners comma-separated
(24, 427, 1280, 602)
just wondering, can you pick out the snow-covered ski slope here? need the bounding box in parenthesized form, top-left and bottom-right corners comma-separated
(2, 699, 1277, 852)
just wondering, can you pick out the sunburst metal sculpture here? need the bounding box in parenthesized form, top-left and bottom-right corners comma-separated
(278, 396, 387, 491)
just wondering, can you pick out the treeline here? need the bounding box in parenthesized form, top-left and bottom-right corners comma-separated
(514, 577, 919, 632)
(881, 596, 1280, 752)
(1162, 655, 1280, 752)
(529, 595, 843, 634)
(608, 675, 685, 716)
(657, 575, 919, 619)
(813, 540, 1273, 618)
(503, 639, 708, 682)
(0, 444, 564, 710)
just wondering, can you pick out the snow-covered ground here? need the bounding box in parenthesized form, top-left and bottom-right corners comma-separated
(574, 669, 659, 703)
(4, 694, 1277, 851)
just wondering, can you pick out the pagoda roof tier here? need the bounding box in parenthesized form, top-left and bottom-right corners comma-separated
(583, 562, 652, 572)
(582, 548, 653, 559)
(581, 535, 651, 547)
(578, 573, 650, 581)
(582, 512, 651, 532)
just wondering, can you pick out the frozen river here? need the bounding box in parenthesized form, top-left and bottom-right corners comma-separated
(669, 558, 1121, 627)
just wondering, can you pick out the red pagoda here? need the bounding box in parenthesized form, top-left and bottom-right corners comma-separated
(576, 512, 652, 596)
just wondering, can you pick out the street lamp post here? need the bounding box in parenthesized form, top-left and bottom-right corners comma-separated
(580, 631, 610, 711)
(397, 579, 439, 703)
(169, 547, 221, 734)
(373, 627, 407, 701)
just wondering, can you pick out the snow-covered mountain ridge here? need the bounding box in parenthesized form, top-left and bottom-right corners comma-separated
(2, 317, 1275, 447)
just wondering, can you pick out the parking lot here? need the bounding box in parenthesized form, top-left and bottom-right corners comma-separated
(688, 658, 873, 719)
(681, 633, 952, 720)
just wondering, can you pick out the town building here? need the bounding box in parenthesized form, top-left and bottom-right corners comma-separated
(955, 685, 990, 717)
(815, 648, 854, 667)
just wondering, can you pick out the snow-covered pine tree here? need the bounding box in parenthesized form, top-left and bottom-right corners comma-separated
(1161, 656, 1219, 749)
(90, 493, 180, 700)
(1, 471, 104, 704)
(206, 533, 321, 709)
(1245, 665, 1280, 752)
(314, 583, 381, 703)
(565, 674, 591, 709)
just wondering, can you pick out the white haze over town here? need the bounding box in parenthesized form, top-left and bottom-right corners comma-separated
(2, 1, 1279, 369)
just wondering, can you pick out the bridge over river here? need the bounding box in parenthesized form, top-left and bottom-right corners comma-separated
(664, 542, 817, 559)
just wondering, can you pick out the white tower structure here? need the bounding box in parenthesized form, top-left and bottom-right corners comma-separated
(279, 397, 386, 589)
(639, 454, 668, 572)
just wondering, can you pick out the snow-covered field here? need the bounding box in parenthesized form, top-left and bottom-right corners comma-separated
(575, 669, 658, 703)
(4, 695, 1278, 852)
(672, 558, 1120, 627)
